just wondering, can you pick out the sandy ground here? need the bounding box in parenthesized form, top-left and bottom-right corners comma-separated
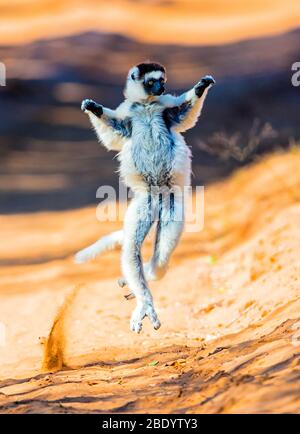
(1, 149, 300, 413)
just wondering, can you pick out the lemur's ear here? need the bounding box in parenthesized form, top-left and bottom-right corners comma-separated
(128, 66, 139, 81)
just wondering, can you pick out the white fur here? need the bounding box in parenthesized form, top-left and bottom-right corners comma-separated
(144, 71, 165, 81)
(124, 79, 148, 102)
(87, 112, 123, 151)
(75, 230, 123, 263)
(124, 67, 148, 102)
(76, 65, 213, 333)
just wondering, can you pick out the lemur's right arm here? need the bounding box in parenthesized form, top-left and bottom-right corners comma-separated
(82, 99, 132, 151)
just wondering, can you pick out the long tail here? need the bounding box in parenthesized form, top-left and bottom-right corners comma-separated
(74, 230, 123, 264)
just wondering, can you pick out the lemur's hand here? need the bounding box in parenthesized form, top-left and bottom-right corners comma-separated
(81, 99, 103, 117)
(195, 75, 216, 97)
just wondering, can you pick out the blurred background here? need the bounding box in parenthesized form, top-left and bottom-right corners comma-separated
(0, 0, 299, 213)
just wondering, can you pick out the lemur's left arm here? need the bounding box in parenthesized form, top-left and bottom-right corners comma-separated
(161, 75, 215, 133)
(82, 99, 132, 151)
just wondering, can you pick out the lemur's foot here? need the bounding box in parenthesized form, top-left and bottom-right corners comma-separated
(130, 301, 161, 333)
(124, 292, 135, 300)
(118, 277, 127, 288)
(195, 75, 216, 97)
(118, 276, 135, 301)
(118, 276, 135, 300)
(81, 99, 103, 117)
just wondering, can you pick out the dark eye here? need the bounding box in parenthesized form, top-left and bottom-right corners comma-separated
(148, 80, 154, 86)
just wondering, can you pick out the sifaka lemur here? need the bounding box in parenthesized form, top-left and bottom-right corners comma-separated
(75, 62, 215, 333)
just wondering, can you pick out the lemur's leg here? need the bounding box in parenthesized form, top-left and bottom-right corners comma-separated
(146, 192, 184, 281)
(75, 230, 123, 264)
(122, 192, 161, 333)
(119, 191, 184, 296)
(162, 75, 215, 133)
(81, 99, 132, 151)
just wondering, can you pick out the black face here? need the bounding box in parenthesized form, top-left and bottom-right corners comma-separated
(144, 77, 165, 96)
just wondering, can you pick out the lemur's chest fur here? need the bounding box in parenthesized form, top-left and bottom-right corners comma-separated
(128, 102, 175, 187)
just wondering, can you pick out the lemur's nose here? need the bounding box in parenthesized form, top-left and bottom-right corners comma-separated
(152, 81, 164, 95)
